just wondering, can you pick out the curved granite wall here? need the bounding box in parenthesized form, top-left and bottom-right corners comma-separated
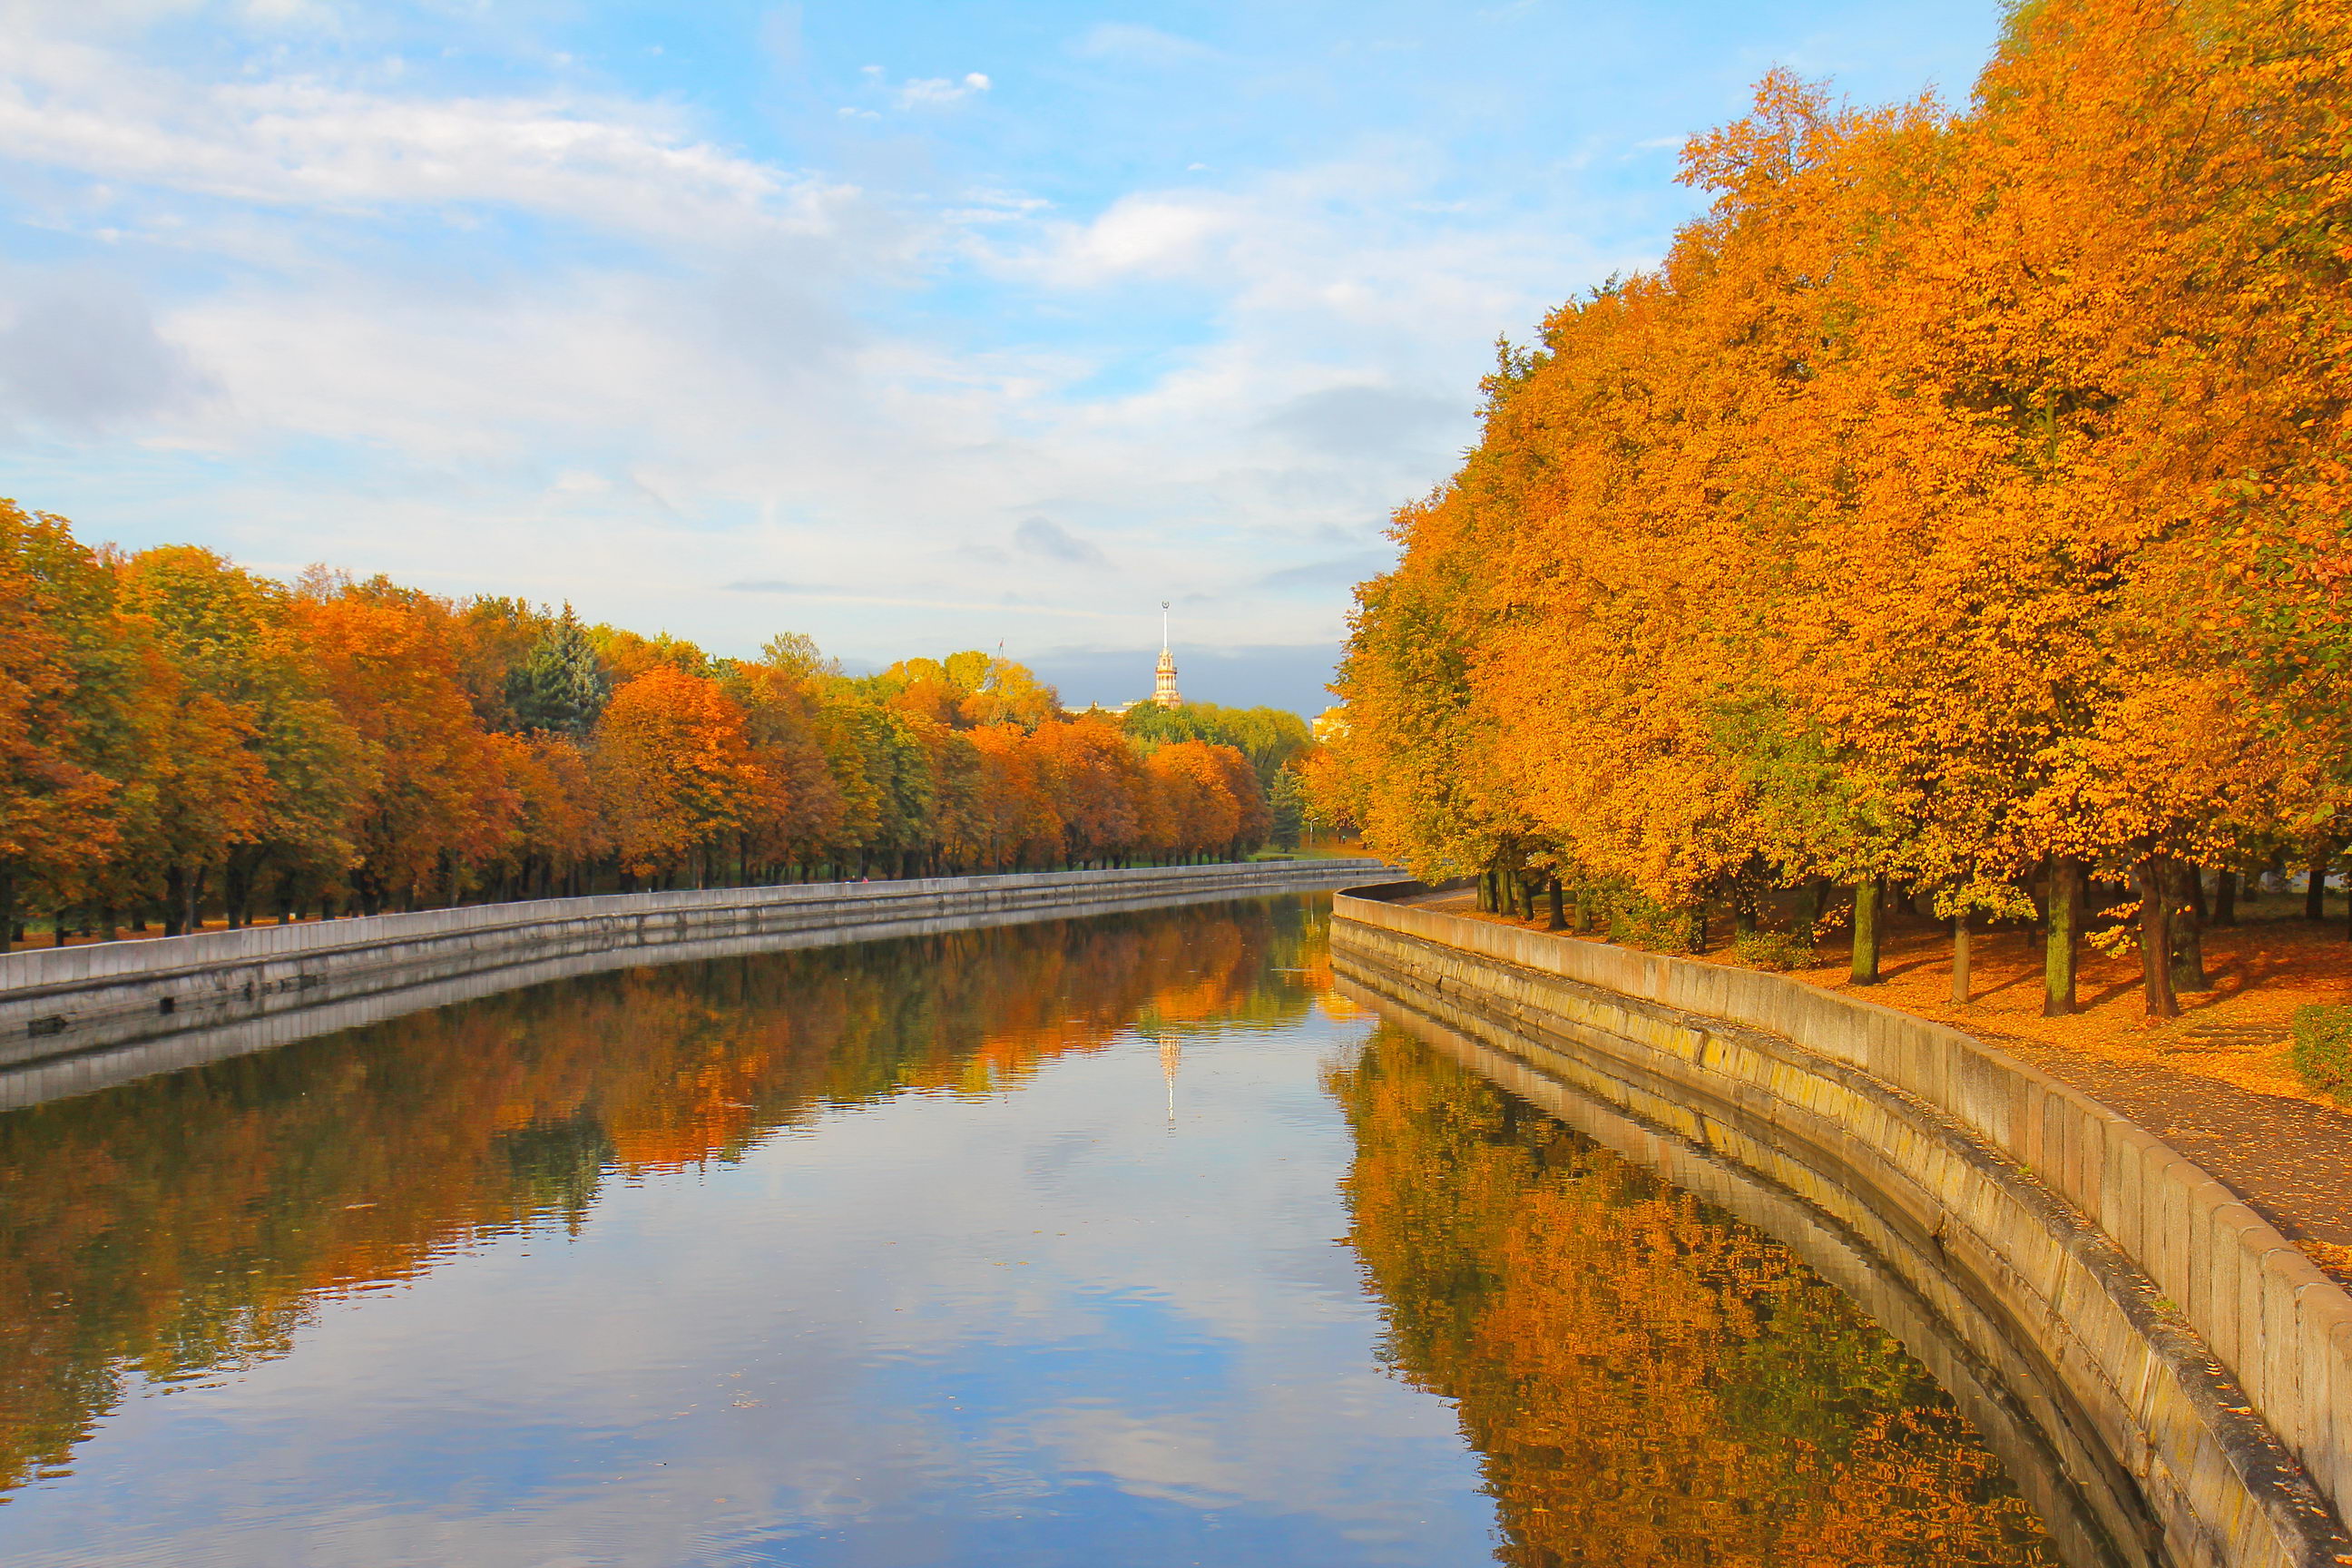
(1332, 883, 2352, 1568)
(0, 860, 1385, 1108)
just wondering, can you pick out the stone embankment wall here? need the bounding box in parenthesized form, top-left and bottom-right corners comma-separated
(0, 860, 1385, 1105)
(1332, 883, 2352, 1568)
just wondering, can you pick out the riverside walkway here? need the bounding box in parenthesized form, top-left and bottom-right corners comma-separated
(1419, 889, 2352, 1285)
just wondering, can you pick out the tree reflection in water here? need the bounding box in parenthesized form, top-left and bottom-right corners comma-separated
(0, 900, 1321, 1497)
(1327, 1027, 2063, 1568)
(0, 896, 2065, 1568)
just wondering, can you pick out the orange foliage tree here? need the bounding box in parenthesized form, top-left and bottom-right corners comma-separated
(0, 504, 122, 946)
(0, 504, 1285, 946)
(1317, 0, 2352, 1018)
(592, 665, 781, 888)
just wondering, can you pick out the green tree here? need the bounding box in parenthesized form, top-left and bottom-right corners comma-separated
(511, 607, 612, 737)
(1122, 701, 1313, 793)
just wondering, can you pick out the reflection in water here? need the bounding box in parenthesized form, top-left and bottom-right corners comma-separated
(0, 901, 1318, 1498)
(0, 896, 2061, 1566)
(1329, 1028, 2063, 1567)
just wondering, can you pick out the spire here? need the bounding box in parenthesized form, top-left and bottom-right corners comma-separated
(1152, 601, 1181, 709)
(1161, 1035, 1181, 1124)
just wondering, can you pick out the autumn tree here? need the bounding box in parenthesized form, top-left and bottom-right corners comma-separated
(1319, 5, 2352, 1017)
(1122, 701, 1312, 793)
(0, 514, 1284, 945)
(592, 666, 779, 888)
(870, 651, 1062, 731)
(117, 547, 369, 929)
(0, 504, 122, 949)
(298, 583, 514, 912)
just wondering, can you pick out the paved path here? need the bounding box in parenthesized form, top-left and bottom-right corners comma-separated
(1969, 1026, 2352, 1250)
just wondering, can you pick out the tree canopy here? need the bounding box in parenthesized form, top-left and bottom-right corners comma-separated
(0, 505, 1284, 947)
(1312, 0, 2352, 1019)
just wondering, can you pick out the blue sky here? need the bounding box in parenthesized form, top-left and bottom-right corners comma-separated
(0, 0, 2001, 712)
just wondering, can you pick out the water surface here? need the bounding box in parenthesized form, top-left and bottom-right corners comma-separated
(0, 896, 2060, 1565)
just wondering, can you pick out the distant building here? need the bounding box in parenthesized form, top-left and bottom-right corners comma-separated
(1058, 605, 1185, 717)
(1152, 602, 1181, 709)
(1152, 645, 1181, 709)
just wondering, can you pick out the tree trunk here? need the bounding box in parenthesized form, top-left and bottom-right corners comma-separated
(51, 906, 68, 948)
(2214, 869, 2238, 926)
(1546, 877, 1566, 932)
(2307, 854, 2328, 921)
(2170, 861, 2210, 993)
(0, 865, 14, 956)
(2043, 858, 2082, 1017)
(1686, 904, 1708, 956)
(1849, 877, 1881, 985)
(1950, 915, 1971, 1006)
(2136, 858, 2181, 1019)
(164, 865, 187, 937)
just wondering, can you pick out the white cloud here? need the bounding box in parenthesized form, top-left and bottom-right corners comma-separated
(891, 71, 991, 110)
(0, 7, 1656, 671)
(88, 134, 1596, 652)
(0, 39, 844, 241)
(1050, 193, 1232, 279)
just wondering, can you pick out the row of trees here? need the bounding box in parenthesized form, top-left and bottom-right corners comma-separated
(0, 502, 1302, 950)
(1313, 0, 2352, 1017)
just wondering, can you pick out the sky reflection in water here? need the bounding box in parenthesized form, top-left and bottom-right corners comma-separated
(0, 896, 2058, 1566)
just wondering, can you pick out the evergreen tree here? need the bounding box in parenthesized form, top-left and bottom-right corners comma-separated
(509, 608, 611, 737)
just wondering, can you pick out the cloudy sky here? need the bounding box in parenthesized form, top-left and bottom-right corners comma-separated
(0, 0, 1999, 712)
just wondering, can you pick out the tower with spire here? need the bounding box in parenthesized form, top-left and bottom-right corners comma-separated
(1152, 601, 1181, 709)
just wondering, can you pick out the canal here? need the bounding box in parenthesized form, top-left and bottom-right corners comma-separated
(0, 895, 2063, 1566)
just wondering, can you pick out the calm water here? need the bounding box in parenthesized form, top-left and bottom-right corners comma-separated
(0, 896, 2061, 1566)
